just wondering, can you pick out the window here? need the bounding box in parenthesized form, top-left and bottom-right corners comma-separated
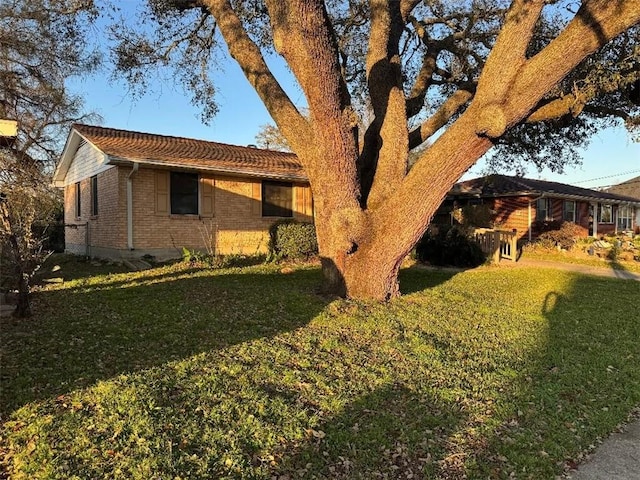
(617, 205, 633, 230)
(262, 180, 293, 217)
(91, 175, 98, 216)
(599, 204, 612, 223)
(563, 200, 576, 223)
(170, 172, 199, 215)
(536, 198, 551, 221)
(75, 182, 81, 218)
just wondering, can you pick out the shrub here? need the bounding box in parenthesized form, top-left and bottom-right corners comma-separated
(181, 247, 264, 269)
(607, 244, 621, 261)
(268, 220, 318, 260)
(415, 225, 486, 267)
(453, 204, 496, 228)
(536, 221, 588, 250)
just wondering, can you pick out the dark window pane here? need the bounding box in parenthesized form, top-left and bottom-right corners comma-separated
(75, 182, 81, 218)
(171, 172, 199, 215)
(262, 181, 293, 217)
(91, 176, 98, 215)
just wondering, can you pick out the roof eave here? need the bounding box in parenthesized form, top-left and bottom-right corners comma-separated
(448, 189, 640, 206)
(107, 156, 309, 182)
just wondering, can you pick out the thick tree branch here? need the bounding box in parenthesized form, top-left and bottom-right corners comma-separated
(360, 0, 409, 210)
(408, 87, 474, 149)
(508, 0, 640, 120)
(264, 0, 360, 205)
(405, 52, 437, 117)
(474, 0, 545, 109)
(203, 0, 310, 156)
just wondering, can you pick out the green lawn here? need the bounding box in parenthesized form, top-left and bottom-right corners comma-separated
(520, 245, 640, 273)
(1, 257, 639, 479)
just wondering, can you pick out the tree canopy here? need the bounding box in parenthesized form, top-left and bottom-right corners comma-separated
(111, 0, 639, 172)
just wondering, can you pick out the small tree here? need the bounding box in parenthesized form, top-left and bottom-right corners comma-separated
(0, 153, 60, 317)
(254, 123, 292, 151)
(0, 0, 99, 316)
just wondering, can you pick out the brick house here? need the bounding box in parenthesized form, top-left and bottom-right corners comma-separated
(52, 124, 314, 260)
(606, 176, 640, 227)
(439, 175, 640, 241)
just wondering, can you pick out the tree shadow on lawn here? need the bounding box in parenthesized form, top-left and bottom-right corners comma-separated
(276, 382, 469, 479)
(278, 273, 640, 479)
(0, 267, 327, 417)
(4, 266, 638, 478)
(473, 273, 640, 478)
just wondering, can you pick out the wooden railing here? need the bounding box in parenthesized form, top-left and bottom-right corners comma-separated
(473, 228, 518, 262)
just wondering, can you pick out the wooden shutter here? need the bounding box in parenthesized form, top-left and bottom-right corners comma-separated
(200, 177, 215, 217)
(295, 185, 313, 219)
(251, 181, 262, 216)
(155, 170, 169, 215)
(304, 185, 313, 217)
(294, 185, 305, 219)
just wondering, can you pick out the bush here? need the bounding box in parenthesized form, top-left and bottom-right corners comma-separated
(536, 221, 588, 250)
(415, 225, 486, 267)
(268, 220, 318, 260)
(453, 204, 495, 228)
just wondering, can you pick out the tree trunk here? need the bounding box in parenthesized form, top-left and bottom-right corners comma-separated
(314, 108, 493, 301)
(14, 273, 32, 318)
(315, 211, 408, 301)
(317, 233, 405, 301)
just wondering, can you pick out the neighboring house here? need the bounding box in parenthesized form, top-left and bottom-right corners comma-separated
(606, 176, 640, 228)
(52, 124, 314, 260)
(441, 175, 640, 241)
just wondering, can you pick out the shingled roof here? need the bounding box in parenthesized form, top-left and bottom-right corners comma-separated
(55, 124, 306, 183)
(450, 174, 640, 204)
(605, 176, 640, 201)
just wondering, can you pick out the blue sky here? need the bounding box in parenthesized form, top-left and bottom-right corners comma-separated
(69, 48, 639, 192)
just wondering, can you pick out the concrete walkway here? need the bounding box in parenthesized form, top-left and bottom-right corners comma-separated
(567, 419, 640, 480)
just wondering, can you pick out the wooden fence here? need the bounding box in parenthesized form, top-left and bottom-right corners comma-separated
(473, 228, 518, 262)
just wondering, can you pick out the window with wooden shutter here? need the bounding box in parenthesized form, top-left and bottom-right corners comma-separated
(200, 177, 215, 217)
(294, 185, 314, 219)
(91, 175, 98, 216)
(155, 170, 169, 215)
(170, 172, 199, 215)
(303, 185, 313, 217)
(75, 182, 81, 218)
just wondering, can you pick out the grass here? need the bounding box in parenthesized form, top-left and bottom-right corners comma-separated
(520, 244, 640, 273)
(1, 255, 639, 479)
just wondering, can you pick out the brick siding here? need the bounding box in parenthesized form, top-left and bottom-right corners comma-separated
(64, 165, 313, 259)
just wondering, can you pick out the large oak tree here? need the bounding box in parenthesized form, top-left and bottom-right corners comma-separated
(112, 0, 640, 300)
